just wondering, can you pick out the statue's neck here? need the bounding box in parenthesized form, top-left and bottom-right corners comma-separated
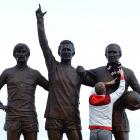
(16, 62, 28, 69)
(61, 59, 71, 65)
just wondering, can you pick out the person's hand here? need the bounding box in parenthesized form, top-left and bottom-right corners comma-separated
(108, 78, 117, 85)
(36, 4, 47, 19)
(119, 68, 124, 76)
(104, 78, 117, 86)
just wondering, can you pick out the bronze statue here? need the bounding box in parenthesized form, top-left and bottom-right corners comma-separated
(85, 43, 140, 140)
(35, 4, 90, 140)
(0, 43, 49, 140)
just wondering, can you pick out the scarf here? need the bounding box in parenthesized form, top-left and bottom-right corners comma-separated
(106, 62, 122, 78)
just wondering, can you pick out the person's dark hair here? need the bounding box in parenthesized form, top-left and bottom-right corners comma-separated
(105, 43, 122, 57)
(13, 43, 30, 57)
(95, 82, 105, 95)
(58, 40, 75, 56)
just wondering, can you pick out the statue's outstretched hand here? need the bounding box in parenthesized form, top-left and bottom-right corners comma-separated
(76, 66, 87, 79)
(36, 4, 47, 19)
(76, 66, 86, 74)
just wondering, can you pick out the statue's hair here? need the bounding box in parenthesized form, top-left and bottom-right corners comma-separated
(13, 43, 30, 57)
(105, 43, 122, 57)
(58, 40, 75, 56)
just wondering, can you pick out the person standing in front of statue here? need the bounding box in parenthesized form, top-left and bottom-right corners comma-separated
(89, 69, 125, 140)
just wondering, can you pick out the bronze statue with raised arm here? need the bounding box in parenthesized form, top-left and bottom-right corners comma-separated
(35, 4, 90, 140)
(0, 43, 49, 140)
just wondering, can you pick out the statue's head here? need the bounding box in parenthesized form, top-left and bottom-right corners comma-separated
(58, 40, 75, 62)
(13, 43, 30, 64)
(105, 43, 122, 63)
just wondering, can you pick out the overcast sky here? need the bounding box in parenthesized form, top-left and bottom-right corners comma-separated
(0, 0, 140, 140)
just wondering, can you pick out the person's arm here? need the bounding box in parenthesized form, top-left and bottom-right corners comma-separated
(36, 4, 56, 71)
(104, 78, 117, 87)
(110, 69, 125, 103)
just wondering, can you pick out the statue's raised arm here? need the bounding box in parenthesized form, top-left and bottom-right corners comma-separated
(36, 4, 47, 49)
(36, 4, 56, 70)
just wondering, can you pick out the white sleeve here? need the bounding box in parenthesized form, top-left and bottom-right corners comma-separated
(90, 87, 95, 95)
(110, 80, 125, 103)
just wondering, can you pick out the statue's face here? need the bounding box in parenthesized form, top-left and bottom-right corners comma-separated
(106, 45, 121, 63)
(59, 43, 74, 61)
(14, 47, 29, 64)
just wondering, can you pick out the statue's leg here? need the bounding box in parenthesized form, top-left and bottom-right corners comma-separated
(66, 129, 82, 140)
(45, 118, 63, 140)
(113, 131, 129, 140)
(63, 119, 82, 140)
(5, 120, 21, 140)
(23, 132, 37, 140)
(7, 131, 20, 140)
(47, 129, 63, 140)
(21, 117, 38, 140)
